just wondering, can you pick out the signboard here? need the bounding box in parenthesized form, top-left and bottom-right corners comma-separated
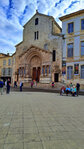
(74, 64, 79, 74)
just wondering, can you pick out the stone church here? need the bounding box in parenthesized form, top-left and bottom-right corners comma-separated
(14, 10, 63, 85)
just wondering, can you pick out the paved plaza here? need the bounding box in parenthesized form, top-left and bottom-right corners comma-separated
(0, 92, 84, 149)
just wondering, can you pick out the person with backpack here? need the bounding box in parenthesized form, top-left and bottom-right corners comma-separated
(20, 81, 23, 92)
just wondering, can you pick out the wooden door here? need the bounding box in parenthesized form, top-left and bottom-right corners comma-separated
(54, 73, 59, 82)
(32, 67, 36, 80)
(37, 67, 41, 82)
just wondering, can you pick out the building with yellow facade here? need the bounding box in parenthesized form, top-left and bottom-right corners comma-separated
(0, 53, 12, 82)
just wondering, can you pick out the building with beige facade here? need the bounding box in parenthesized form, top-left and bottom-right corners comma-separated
(0, 53, 12, 82)
(14, 10, 63, 85)
(59, 9, 84, 84)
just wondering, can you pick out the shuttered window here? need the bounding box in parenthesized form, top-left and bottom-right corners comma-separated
(81, 19, 84, 30)
(67, 43, 73, 57)
(81, 65, 84, 79)
(67, 66, 73, 80)
(81, 41, 84, 56)
(68, 22, 74, 33)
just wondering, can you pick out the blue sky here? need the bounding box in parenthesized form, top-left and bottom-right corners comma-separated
(0, 0, 84, 54)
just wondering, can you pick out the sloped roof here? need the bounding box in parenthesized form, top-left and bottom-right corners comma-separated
(23, 10, 61, 30)
(0, 53, 11, 58)
(15, 41, 23, 47)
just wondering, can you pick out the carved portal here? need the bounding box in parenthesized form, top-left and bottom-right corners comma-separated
(30, 56, 41, 82)
(30, 56, 41, 68)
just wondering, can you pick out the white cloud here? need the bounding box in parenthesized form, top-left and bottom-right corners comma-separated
(0, 0, 84, 54)
(0, 0, 9, 6)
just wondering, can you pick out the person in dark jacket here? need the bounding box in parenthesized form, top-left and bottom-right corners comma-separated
(7, 78, 11, 94)
(0, 79, 4, 95)
(76, 83, 80, 96)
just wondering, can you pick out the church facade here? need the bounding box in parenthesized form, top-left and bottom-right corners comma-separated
(14, 11, 63, 85)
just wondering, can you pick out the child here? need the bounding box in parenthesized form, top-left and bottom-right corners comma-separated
(31, 81, 33, 88)
(52, 82, 55, 88)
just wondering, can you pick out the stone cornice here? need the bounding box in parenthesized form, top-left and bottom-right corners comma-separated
(59, 9, 84, 21)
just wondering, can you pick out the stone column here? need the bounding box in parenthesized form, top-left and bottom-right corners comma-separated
(49, 65, 51, 77)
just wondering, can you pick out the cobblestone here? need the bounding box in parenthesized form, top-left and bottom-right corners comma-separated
(0, 92, 84, 149)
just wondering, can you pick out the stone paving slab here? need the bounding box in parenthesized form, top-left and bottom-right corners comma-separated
(0, 92, 84, 149)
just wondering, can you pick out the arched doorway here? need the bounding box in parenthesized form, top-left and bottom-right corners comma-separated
(30, 56, 41, 82)
(32, 67, 41, 82)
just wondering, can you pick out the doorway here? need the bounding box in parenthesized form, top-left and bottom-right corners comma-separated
(54, 73, 59, 82)
(32, 67, 41, 82)
(32, 67, 37, 81)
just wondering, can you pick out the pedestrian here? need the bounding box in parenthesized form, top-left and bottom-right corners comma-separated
(70, 82, 73, 88)
(5, 80, 7, 93)
(60, 85, 66, 96)
(76, 83, 80, 96)
(35, 81, 37, 87)
(20, 81, 23, 91)
(0, 79, 4, 95)
(14, 81, 17, 88)
(31, 81, 33, 88)
(66, 85, 71, 95)
(72, 86, 77, 96)
(7, 78, 11, 94)
(52, 82, 55, 88)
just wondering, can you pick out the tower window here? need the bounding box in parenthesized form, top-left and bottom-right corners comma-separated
(35, 18, 38, 25)
(37, 31, 39, 39)
(34, 31, 39, 40)
(52, 50, 56, 61)
(34, 32, 36, 40)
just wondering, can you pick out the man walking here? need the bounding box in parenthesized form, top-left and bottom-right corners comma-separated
(20, 81, 23, 92)
(0, 79, 4, 95)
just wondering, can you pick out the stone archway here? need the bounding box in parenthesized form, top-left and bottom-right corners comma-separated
(30, 55, 41, 82)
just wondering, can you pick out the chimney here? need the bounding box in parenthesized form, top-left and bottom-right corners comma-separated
(7, 53, 9, 56)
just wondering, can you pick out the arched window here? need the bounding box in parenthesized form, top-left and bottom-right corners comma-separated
(45, 66, 47, 75)
(42, 67, 44, 75)
(44, 44, 48, 50)
(34, 31, 39, 40)
(49, 66, 51, 74)
(35, 18, 38, 25)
